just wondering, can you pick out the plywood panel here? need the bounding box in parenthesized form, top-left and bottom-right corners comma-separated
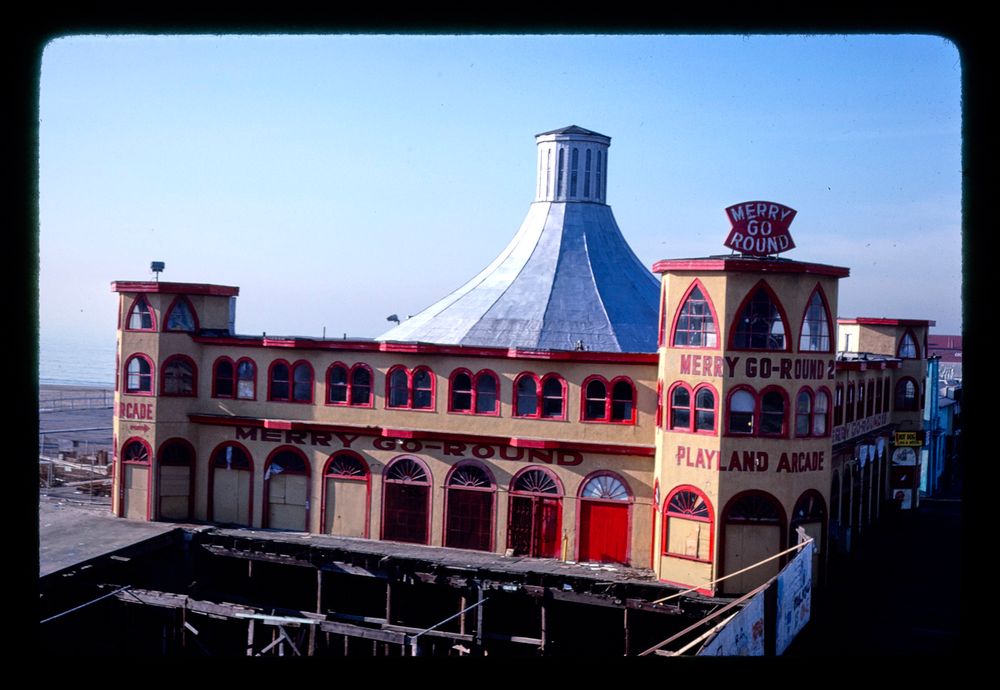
(213, 468, 250, 526)
(325, 478, 367, 538)
(722, 524, 781, 594)
(284, 475, 308, 506)
(159, 466, 190, 497)
(159, 496, 188, 520)
(269, 503, 306, 531)
(667, 516, 711, 561)
(125, 466, 148, 520)
(267, 475, 286, 502)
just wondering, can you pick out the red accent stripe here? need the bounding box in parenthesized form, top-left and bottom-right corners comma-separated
(111, 281, 239, 296)
(188, 414, 655, 456)
(837, 317, 936, 327)
(652, 258, 850, 277)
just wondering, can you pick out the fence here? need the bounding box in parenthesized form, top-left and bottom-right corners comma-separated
(39, 390, 115, 413)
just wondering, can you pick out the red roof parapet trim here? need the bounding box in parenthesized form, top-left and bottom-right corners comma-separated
(652, 258, 849, 278)
(111, 281, 239, 296)
(837, 318, 937, 327)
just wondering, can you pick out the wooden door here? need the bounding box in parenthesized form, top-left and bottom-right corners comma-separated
(324, 477, 368, 537)
(124, 465, 148, 520)
(158, 465, 190, 521)
(579, 501, 628, 564)
(212, 468, 251, 526)
(267, 474, 308, 531)
(722, 523, 781, 594)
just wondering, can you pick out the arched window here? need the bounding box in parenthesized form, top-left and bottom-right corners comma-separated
(584, 377, 608, 420)
(161, 355, 196, 397)
(856, 381, 866, 420)
(813, 389, 830, 437)
(882, 378, 891, 413)
(731, 284, 787, 350)
(672, 282, 718, 348)
(760, 388, 786, 437)
(596, 150, 603, 201)
(557, 149, 565, 196)
(292, 361, 313, 403)
(795, 389, 812, 437)
(164, 296, 198, 332)
(122, 439, 151, 464)
(213, 357, 235, 398)
(541, 375, 565, 419)
(327, 362, 373, 407)
(834, 384, 844, 426)
(269, 361, 290, 401)
(583, 148, 592, 199)
(126, 296, 156, 331)
(449, 369, 500, 416)
(570, 147, 579, 196)
(669, 384, 691, 430)
(727, 388, 755, 435)
(515, 373, 539, 417)
(895, 377, 919, 411)
(866, 380, 875, 417)
(611, 379, 635, 422)
(846, 383, 856, 423)
(694, 387, 716, 432)
(328, 363, 349, 404)
(445, 462, 496, 552)
(388, 366, 409, 408)
(125, 354, 153, 394)
(386, 366, 435, 410)
(874, 377, 884, 414)
(898, 330, 920, 359)
(799, 288, 832, 352)
(790, 490, 826, 552)
(236, 359, 256, 400)
(383, 457, 431, 545)
(663, 486, 713, 562)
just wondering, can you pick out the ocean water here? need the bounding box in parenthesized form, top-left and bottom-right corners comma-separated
(39, 335, 116, 388)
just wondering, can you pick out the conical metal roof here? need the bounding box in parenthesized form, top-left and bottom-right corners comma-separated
(377, 127, 660, 353)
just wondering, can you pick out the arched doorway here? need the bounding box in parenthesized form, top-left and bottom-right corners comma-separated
(321, 452, 370, 538)
(862, 457, 873, 526)
(721, 491, 786, 594)
(263, 447, 311, 531)
(790, 490, 826, 581)
(120, 438, 152, 520)
(157, 439, 194, 521)
(382, 457, 431, 545)
(829, 470, 842, 552)
(444, 461, 496, 552)
(209, 443, 254, 527)
(507, 467, 562, 559)
(577, 472, 632, 564)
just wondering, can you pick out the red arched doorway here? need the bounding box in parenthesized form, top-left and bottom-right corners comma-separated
(444, 461, 496, 552)
(507, 467, 563, 558)
(382, 456, 432, 545)
(720, 491, 786, 594)
(321, 452, 370, 538)
(577, 472, 632, 564)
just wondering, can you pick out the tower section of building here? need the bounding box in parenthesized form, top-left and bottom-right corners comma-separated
(652, 257, 848, 594)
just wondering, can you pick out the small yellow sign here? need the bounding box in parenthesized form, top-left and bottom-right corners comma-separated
(894, 431, 924, 447)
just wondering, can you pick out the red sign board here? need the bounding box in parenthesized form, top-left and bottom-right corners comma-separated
(724, 201, 797, 256)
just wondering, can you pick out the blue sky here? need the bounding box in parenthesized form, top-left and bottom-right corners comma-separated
(38, 34, 962, 364)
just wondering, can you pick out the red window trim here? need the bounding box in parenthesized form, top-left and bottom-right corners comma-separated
(794, 385, 832, 438)
(261, 446, 311, 531)
(125, 295, 157, 332)
(443, 459, 498, 552)
(124, 353, 155, 396)
(325, 361, 375, 408)
(118, 437, 154, 520)
(381, 455, 433, 545)
(509, 465, 565, 496)
(577, 470, 634, 502)
(212, 356, 236, 399)
(897, 328, 922, 359)
(580, 375, 637, 425)
(662, 484, 715, 563)
(160, 354, 198, 397)
(320, 450, 371, 539)
(727, 279, 793, 353)
(513, 372, 567, 421)
(385, 365, 437, 412)
(723, 385, 788, 438)
(206, 441, 255, 526)
(268, 358, 315, 404)
(163, 294, 201, 333)
(797, 283, 834, 354)
(666, 381, 717, 434)
(235, 357, 258, 401)
(669, 278, 721, 351)
(655, 380, 663, 428)
(447, 368, 501, 416)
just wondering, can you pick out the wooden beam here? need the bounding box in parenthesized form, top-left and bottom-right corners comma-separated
(549, 588, 623, 609)
(319, 620, 407, 645)
(625, 599, 683, 615)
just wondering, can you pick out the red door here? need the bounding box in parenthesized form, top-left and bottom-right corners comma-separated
(508, 496, 562, 558)
(579, 501, 628, 564)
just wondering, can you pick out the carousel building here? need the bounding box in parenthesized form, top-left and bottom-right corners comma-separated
(110, 126, 931, 595)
